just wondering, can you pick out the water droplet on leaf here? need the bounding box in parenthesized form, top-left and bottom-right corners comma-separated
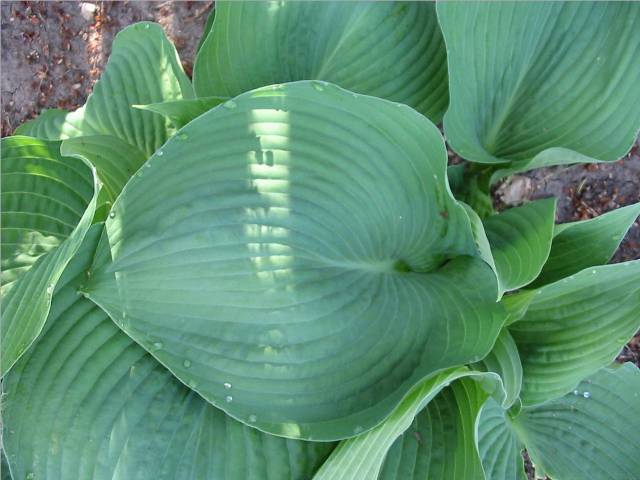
(225, 395, 233, 403)
(183, 359, 191, 368)
(157, 150, 164, 156)
(179, 133, 188, 140)
(248, 414, 257, 423)
(583, 391, 590, 399)
(223, 100, 237, 109)
(109, 211, 116, 218)
(153, 342, 163, 350)
(223, 382, 232, 390)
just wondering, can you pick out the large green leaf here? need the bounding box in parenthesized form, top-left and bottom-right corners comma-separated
(477, 398, 526, 480)
(438, 2, 640, 166)
(473, 328, 523, 408)
(16, 22, 193, 156)
(314, 369, 502, 480)
(85, 81, 505, 440)
(194, 1, 448, 122)
(513, 363, 640, 480)
(484, 198, 556, 293)
(531, 202, 640, 287)
(2, 225, 334, 480)
(1, 136, 98, 375)
(378, 379, 489, 480)
(509, 261, 640, 405)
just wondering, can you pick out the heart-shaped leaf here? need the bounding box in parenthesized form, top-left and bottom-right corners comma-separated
(86, 81, 504, 440)
(2, 225, 334, 480)
(194, 1, 448, 122)
(438, 2, 640, 167)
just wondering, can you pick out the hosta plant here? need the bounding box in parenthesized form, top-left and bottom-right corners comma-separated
(2, 2, 640, 480)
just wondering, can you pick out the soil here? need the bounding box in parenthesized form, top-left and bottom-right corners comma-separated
(1, 3, 639, 480)
(1, 1, 212, 135)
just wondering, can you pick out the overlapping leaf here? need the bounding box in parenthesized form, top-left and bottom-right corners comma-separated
(439, 2, 640, 168)
(194, 1, 448, 122)
(17, 22, 193, 156)
(532, 202, 640, 287)
(484, 199, 556, 293)
(85, 81, 505, 440)
(477, 398, 526, 480)
(514, 363, 640, 480)
(378, 379, 489, 480)
(1, 136, 98, 375)
(314, 369, 503, 480)
(134, 96, 228, 130)
(2, 225, 334, 480)
(60, 135, 147, 218)
(473, 329, 523, 408)
(510, 261, 640, 405)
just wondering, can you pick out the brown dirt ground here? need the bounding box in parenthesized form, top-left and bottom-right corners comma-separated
(2, 3, 639, 480)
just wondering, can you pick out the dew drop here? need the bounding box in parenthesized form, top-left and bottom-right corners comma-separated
(144, 24, 150, 29)
(311, 81, 325, 92)
(223, 382, 232, 390)
(179, 133, 188, 140)
(188, 379, 198, 389)
(573, 390, 579, 396)
(152, 342, 163, 350)
(223, 99, 237, 109)
(248, 414, 257, 423)
(353, 426, 364, 434)
(157, 150, 164, 156)
(145, 163, 151, 168)
(225, 395, 233, 403)
(583, 391, 591, 399)
(26, 473, 35, 480)
(46, 284, 54, 295)
(591, 269, 597, 274)
(183, 359, 192, 368)
(109, 211, 116, 219)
